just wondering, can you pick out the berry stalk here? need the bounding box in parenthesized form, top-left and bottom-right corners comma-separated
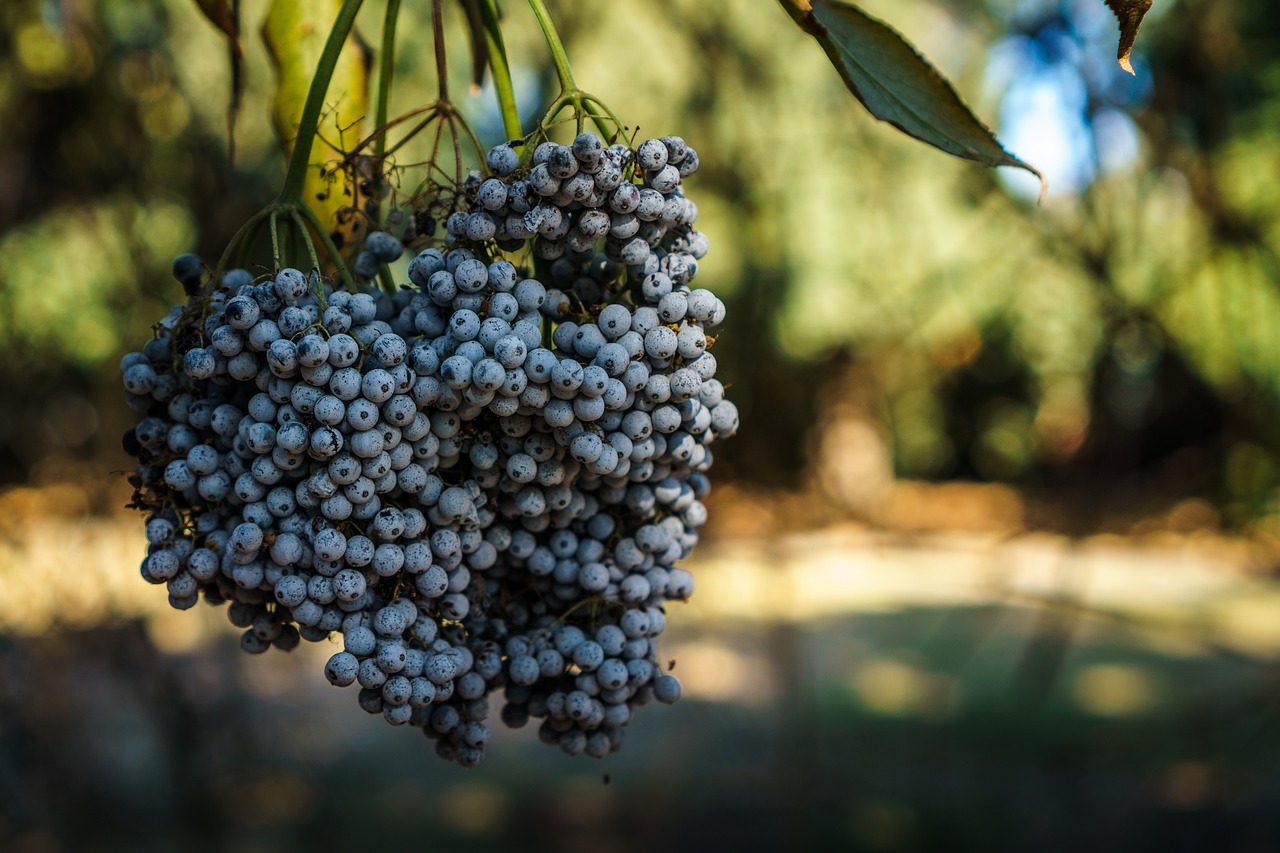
(373, 0, 402, 165)
(526, 0, 577, 92)
(524, 1, 622, 141)
(433, 0, 449, 103)
(479, 0, 522, 142)
(296, 201, 355, 289)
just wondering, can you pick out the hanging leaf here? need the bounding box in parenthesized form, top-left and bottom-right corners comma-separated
(1104, 0, 1154, 74)
(262, 0, 372, 245)
(194, 0, 237, 38)
(779, 0, 1044, 195)
(192, 0, 244, 163)
(459, 0, 491, 90)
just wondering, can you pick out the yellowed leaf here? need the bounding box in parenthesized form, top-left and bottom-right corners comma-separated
(262, 0, 371, 244)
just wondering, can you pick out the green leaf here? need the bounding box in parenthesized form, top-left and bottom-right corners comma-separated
(192, 0, 244, 163)
(780, 0, 1044, 195)
(262, 0, 371, 240)
(1104, 0, 1154, 74)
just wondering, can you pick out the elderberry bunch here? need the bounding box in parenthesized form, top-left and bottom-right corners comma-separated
(119, 133, 735, 767)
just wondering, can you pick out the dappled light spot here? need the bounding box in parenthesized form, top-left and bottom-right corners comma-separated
(439, 783, 508, 834)
(143, 605, 222, 656)
(14, 20, 93, 87)
(1163, 498, 1221, 534)
(1071, 664, 1157, 715)
(139, 90, 190, 141)
(849, 658, 951, 717)
(665, 642, 768, 704)
(1206, 595, 1280, 655)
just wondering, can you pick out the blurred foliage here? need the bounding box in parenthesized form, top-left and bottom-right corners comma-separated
(560, 0, 1280, 531)
(0, 0, 1277, 533)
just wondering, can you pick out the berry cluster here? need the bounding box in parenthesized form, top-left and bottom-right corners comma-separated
(120, 133, 734, 766)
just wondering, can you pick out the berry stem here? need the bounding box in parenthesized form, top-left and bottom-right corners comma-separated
(526, 0, 577, 93)
(371, 0, 402, 229)
(373, 0, 402, 164)
(278, 0, 366, 206)
(450, 110, 487, 164)
(269, 209, 283, 267)
(285, 209, 332, 310)
(353, 105, 440, 164)
(581, 94, 624, 137)
(538, 91, 620, 143)
(433, 0, 449, 103)
(287, 209, 322, 277)
(478, 0, 522, 142)
(296, 202, 356, 290)
(377, 262, 396, 296)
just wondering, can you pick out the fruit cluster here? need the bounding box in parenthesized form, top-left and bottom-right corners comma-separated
(121, 133, 735, 765)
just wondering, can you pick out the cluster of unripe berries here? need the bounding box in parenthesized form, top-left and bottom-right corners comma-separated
(120, 132, 733, 766)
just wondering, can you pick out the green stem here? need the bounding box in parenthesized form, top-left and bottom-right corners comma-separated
(479, 0, 521, 141)
(433, 0, 449, 103)
(288, 209, 322, 274)
(581, 94, 623, 139)
(527, 0, 576, 92)
(348, 103, 437, 162)
(377, 262, 396, 296)
(286, 209, 330, 310)
(451, 111, 487, 164)
(382, 108, 440, 160)
(297, 202, 356, 290)
(278, 0, 366, 205)
(269, 209, 282, 267)
(373, 0, 401, 162)
(538, 91, 618, 143)
(372, 0, 401, 228)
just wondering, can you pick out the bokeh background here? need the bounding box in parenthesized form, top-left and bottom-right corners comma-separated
(3, 0, 1280, 849)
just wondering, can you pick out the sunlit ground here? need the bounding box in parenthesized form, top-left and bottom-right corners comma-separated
(5, 482, 1280, 851)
